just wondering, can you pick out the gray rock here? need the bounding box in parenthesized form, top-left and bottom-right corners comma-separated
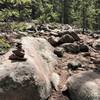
(48, 36, 59, 46)
(58, 34, 75, 44)
(82, 52, 90, 57)
(79, 44, 89, 52)
(54, 47, 64, 57)
(58, 30, 80, 41)
(17, 31, 28, 36)
(50, 72, 60, 91)
(67, 61, 82, 70)
(50, 32, 58, 36)
(62, 24, 72, 30)
(0, 36, 57, 100)
(61, 43, 80, 54)
(58, 30, 68, 36)
(92, 34, 100, 39)
(91, 57, 100, 64)
(68, 30, 80, 41)
(93, 39, 100, 50)
(67, 71, 100, 100)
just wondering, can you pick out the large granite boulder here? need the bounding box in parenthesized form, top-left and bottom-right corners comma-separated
(0, 36, 57, 100)
(67, 71, 100, 100)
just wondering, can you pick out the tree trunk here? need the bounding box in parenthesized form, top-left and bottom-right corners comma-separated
(63, 0, 69, 24)
(82, 0, 86, 34)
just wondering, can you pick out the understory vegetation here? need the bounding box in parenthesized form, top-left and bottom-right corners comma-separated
(0, 37, 10, 54)
(0, 0, 100, 30)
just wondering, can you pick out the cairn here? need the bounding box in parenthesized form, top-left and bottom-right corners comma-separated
(9, 42, 27, 61)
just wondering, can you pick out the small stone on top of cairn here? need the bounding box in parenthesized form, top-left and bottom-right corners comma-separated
(9, 42, 27, 61)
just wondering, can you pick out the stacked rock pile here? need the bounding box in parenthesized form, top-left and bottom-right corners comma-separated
(9, 42, 27, 61)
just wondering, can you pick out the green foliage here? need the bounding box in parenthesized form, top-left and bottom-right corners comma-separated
(36, 1, 60, 23)
(69, 0, 98, 30)
(0, 0, 32, 21)
(0, 0, 99, 30)
(0, 9, 19, 21)
(10, 22, 27, 31)
(0, 37, 10, 54)
(0, 22, 12, 31)
(0, 22, 27, 32)
(0, 0, 61, 23)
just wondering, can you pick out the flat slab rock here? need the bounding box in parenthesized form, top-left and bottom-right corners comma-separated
(0, 36, 57, 100)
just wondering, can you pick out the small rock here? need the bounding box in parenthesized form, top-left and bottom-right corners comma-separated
(12, 50, 25, 57)
(48, 36, 59, 46)
(82, 52, 90, 57)
(9, 42, 27, 61)
(93, 39, 100, 50)
(92, 34, 100, 39)
(58, 34, 75, 44)
(67, 61, 82, 70)
(61, 43, 80, 54)
(54, 47, 64, 57)
(51, 72, 60, 91)
(17, 31, 28, 36)
(27, 30, 34, 34)
(68, 30, 80, 41)
(58, 30, 80, 41)
(87, 39, 94, 47)
(91, 57, 100, 64)
(62, 24, 72, 30)
(50, 32, 58, 36)
(0, 49, 7, 55)
(79, 44, 89, 52)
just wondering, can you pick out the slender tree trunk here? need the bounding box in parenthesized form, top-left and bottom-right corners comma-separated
(95, 0, 100, 30)
(82, 6, 85, 34)
(82, 0, 86, 34)
(63, 0, 69, 24)
(41, 0, 46, 23)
